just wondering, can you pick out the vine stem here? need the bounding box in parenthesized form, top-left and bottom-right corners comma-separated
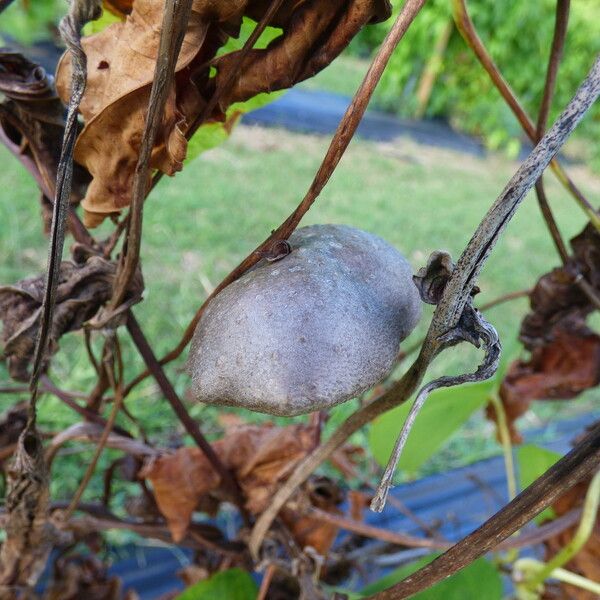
(62, 337, 124, 520)
(108, 0, 193, 310)
(489, 392, 517, 502)
(28, 0, 102, 417)
(533, 0, 571, 264)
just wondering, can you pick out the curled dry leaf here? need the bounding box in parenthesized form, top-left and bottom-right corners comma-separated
(488, 329, 600, 444)
(521, 223, 600, 349)
(0, 245, 143, 381)
(140, 421, 321, 542)
(56, 0, 391, 226)
(488, 224, 600, 442)
(412, 250, 455, 305)
(0, 51, 90, 221)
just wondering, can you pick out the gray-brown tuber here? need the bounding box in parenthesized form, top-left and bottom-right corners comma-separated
(187, 224, 422, 416)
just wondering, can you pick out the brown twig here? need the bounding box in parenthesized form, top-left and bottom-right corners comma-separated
(122, 0, 429, 400)
(308, 508, 450, 550)
(533, 0, 571, 264)
(248, 55, 600, 557)
(257, 564, 277, 600)
(370, 422, 600, 598)
(125, 311, 247, 516)
(452, 0, 600, 231)
(62, 336, 124, 520)
(40, 375, 131, 438)
(537, 0, 570, 140)
(109, 0, 193, 310)
(61, 512, 244, 555)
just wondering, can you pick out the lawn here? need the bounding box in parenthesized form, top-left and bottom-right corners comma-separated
(1, 119, 599, 501)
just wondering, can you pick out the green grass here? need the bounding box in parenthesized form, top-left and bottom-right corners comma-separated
(1, 124, 599, 502)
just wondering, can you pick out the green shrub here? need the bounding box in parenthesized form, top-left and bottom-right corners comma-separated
(354, 0, 600, 167)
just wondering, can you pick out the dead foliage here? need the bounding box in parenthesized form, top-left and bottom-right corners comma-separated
(488, 225, 600, 442)
(43, 555, 125, 600)
(139, 421, 322, 542)
(0, 50, 90, 220)
(0, 245, 142, 381)
(542, 473, 600, 599)
(55, 0, 391, 226)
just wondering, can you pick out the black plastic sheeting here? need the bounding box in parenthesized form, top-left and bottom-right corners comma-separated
(85, 411, 599, 599)
(242, 88, 486, 157)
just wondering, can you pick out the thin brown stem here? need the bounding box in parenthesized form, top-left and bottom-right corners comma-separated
(537, 0, 570, 138)
(40, 375, 130, 437)
(533, 0, 571, 263)
(122, 0, 429, 400)
(257, 564, 277, 600)
(308, 508, 450, 550)
(62, 342, 124, 520)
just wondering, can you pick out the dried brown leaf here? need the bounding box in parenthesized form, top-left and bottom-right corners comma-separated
(281, 476, 344, 556)
(0, 402, 28, 464)
(138, 446, 221, 542)
(140, 422, 319, 542)
(521, 224, 600, 349)
(488, 329, 600, 443)
(213, 0, 391, 108)
(56, 0, 391, 226)
(0, 51, 90, 207)
(0, 246, 142, 381)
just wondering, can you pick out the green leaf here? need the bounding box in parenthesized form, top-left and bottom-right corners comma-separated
(218, 17, 283, 55)
(368, 380, 494, 475)
(360, 555, 502, 599)
(185, 121, 233, 165)
(517, 444, 561, 522)
(174, 568, 258, 600)
(82, 8, 121, 36)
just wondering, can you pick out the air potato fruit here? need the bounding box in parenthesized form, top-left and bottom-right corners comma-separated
(186, 224, 422, 416)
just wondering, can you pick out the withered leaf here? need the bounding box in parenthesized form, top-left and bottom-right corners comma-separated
(0, 246, 142, 381)
(0, 402, 28, 464)
(488, 329, 600, 443)
(489, 223, 600, 442)
(520, 224, 600, 349)
(140, 422, 319, 542)
(281, 476, 344, 556)
(0, 50, 90, 211)
(56, 0, 211, 227)
(56, 0, 391, 226)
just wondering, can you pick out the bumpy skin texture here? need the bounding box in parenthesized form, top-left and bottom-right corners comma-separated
(187, 225, 422, 416)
